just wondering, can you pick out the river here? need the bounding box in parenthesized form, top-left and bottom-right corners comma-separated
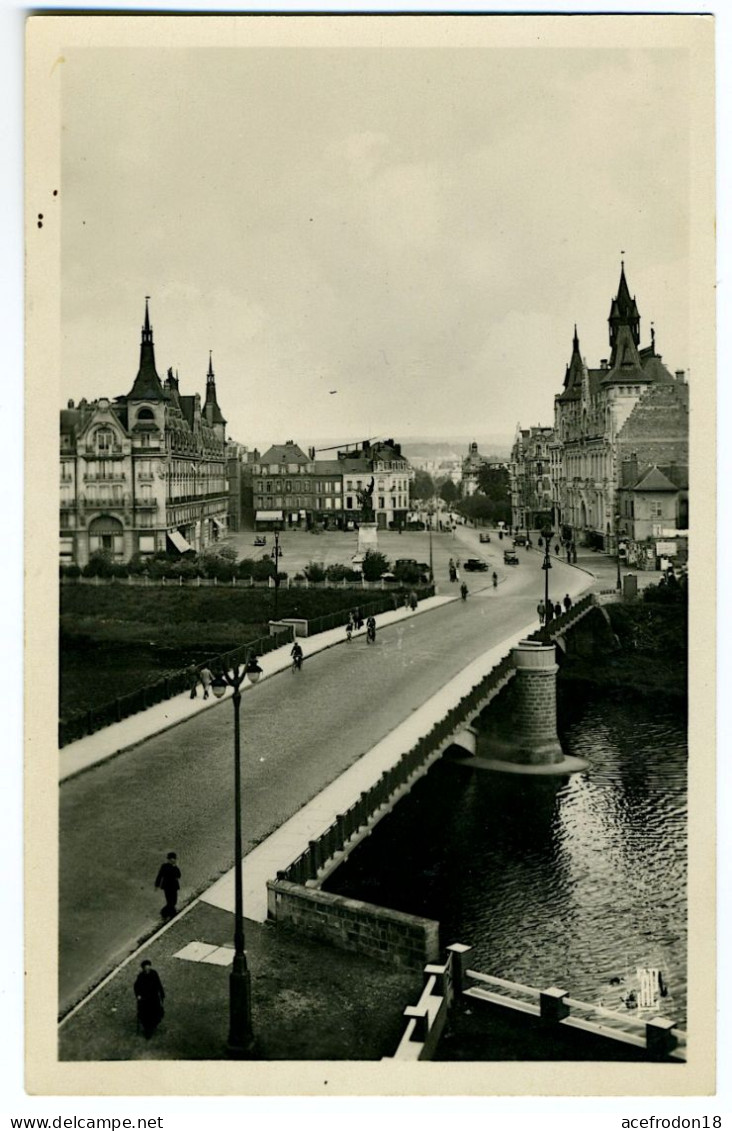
(325, 689, 687, 1026)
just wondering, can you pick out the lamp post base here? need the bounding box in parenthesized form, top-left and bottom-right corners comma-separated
(227, 963, 255, 1058)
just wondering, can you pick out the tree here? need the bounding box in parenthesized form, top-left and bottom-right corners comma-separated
(438, 478, 460, 506)
(304, 561, 327, 582)
(410, 470, 435, 502)
(362, 549, 390, 581)
(476, 465, 510, 503)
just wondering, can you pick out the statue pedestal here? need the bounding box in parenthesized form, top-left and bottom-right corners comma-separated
(357, 522, 379, 553)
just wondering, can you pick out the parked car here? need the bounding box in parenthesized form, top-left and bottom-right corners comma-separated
(479, 532, 491, 543)
(253, 535, 266, 546)
(503, 550, 519, 565)
(463, 558, 488, 572)
(514, 533, 528, 546)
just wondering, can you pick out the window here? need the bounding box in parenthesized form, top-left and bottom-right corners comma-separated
(346, 496, 353, 509)
(266, 481, 272, 493)
(379, 497, 385, 509)
(285, 481, 292, 492)
(325, 498, 333, 510)
(334, 482, 341, 493)
(96, 428, 114, 453)
(649, 500, 664, 519)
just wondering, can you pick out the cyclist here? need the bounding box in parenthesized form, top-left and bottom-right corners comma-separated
(290, 641, 304, 672)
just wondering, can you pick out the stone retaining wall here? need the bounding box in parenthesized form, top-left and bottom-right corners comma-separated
(267, 879, 440, 969)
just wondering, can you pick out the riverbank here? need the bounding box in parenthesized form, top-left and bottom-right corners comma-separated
(558, 596, 687, 700)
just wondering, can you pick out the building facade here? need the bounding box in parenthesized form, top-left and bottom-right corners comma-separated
(60, 302, 229, 566)
(509, 425, 557, 532)
(554, 265, 688, 552)
(340, 439, 414, 530)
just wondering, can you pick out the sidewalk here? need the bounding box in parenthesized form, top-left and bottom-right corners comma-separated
(58, 901, 421, 1061)
(59, 593, 456, 782)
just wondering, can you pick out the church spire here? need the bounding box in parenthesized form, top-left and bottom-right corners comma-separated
(128, 296, 165, 401)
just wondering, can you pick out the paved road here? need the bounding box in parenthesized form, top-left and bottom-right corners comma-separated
(59, 531, 586, 1013)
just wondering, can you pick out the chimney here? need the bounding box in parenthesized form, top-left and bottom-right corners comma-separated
(308, 446, 315, 460)
(624, 451, 639, 486)
(675, 370, 686, 383)
(601, 359, 608, 370)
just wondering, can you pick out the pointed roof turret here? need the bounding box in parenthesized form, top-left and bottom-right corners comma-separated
(557, 326, 584, 402)
(609, 261, 641, 363)
(203, 351, 226, 426)
(128, 297, 165, 401)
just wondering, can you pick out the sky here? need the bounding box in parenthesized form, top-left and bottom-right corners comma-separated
(61, 37, 692, 450)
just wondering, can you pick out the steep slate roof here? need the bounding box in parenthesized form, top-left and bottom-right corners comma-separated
(632, 466, 680, 492)
(260, 442, 309, 465)
(128, 299, 166, 402)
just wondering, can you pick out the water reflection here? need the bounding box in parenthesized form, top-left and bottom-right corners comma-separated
(325, 694, 687, 1025)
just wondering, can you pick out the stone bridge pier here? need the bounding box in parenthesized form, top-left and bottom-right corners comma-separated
(507, 640, 564, 765)
(455, 638, 587, 775)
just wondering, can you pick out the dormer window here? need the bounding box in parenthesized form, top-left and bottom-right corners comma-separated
(137, 407, 155, 422)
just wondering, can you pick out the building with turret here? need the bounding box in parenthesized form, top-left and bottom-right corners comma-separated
(60, 301, 229, 566)
(554, 265, 688, 554)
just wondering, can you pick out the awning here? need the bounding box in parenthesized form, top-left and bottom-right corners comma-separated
(255, 510, 284, 522)
(167, 529, 194, 553)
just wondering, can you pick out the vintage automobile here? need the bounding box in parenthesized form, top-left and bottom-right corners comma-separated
(463, 558, 488, 572)
(503, 550, 520, 565)
(513, 533, 528, 546)
(253, 535, 267, 546)
(479, 532, 491, 543)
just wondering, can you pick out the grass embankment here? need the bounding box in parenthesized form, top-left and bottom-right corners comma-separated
(60, 585, 377, 719)
(559, 598, 688, 700)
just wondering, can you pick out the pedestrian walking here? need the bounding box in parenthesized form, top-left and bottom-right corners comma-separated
(545, 602, 554, 624)
(346, 614, 354, 642)
(188, 666, 199, 699)
(354, 607, 364, 630)
(554, 601, 562, 619)
(409, 591, 418, 611)
(199, 665, 213, 700)
(555, 543, 560, 556)
(537, 600, 546, 625)
(563, 593, 572, 612)
(155, 852, 181, 920)
(134, 960, 165, 1040)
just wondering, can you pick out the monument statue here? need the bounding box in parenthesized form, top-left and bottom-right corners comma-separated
(356, 476, 375, 522)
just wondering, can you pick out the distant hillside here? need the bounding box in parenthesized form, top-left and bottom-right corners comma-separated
(402, 437, 512, 460)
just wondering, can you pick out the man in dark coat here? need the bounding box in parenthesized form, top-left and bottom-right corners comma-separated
(155, 852, 181, 920)
(134, 960, 165, 1039)
(563, 593, 572, 612)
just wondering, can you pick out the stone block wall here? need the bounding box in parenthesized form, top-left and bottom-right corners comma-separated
(267, 879, 440, 969)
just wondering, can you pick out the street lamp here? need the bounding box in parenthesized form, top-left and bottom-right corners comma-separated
(540, 522, 553, 628)
(615, 513, 622, 592)
(272, 521, 282, 620)
(427, 498, 434, 580)
(211, 654, 264, 1057)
